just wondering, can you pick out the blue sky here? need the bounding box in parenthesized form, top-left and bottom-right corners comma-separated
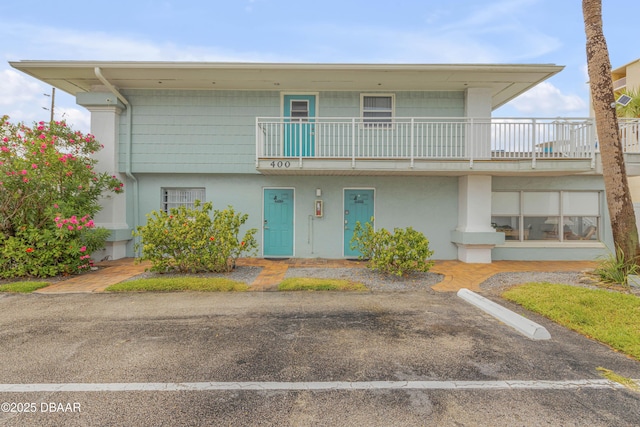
(1, 0, 638, 132)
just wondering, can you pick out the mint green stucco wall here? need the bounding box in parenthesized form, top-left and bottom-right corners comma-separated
(122, 173, 611, 261)
(130, 174, 460, 259)
(117, 90, 465, 174)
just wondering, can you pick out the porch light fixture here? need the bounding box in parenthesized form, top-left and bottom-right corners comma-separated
(316, 188, 322, 197)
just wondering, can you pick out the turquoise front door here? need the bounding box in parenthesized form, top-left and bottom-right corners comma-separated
(344, 189, 374, 257)
(263, 189, 294, 256)
(284, 95, 315, 157)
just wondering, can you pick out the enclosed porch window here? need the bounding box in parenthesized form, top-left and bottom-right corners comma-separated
(491, 190, 601, 242)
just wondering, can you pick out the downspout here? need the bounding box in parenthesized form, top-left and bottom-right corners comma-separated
(94, 67, 139, 255)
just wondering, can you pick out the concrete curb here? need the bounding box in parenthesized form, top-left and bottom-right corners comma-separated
(457, 288, 551, 340)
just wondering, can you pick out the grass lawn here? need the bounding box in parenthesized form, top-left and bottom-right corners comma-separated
(0, 281, 50, 293)
(106, 277, 249, 292)
(278, 277, 368, 291)
(502, 282, 640, 361)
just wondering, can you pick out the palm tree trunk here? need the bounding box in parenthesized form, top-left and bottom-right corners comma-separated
(583, 0, 640, 263)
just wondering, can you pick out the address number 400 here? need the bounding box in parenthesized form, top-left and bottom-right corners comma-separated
(270, 161, 291, 168)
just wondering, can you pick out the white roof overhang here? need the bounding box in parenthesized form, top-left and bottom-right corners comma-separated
(9, 61, 563, 110)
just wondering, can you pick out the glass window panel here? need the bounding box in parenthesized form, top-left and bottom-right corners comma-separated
(523, 192, 560, 215)
(291, 101, 308, 112)
(563, 216, 599, 241)
(363, 96, 392, 110)
(362, 95, 393, 125)
(563, 191, 599, 216)
(492, 192, 520, 215)
(363, 112, 393, 118)
(527, 216, 559, 241)
(492, 216, 526, 240)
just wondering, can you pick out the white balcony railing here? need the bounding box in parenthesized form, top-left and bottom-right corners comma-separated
(256, 117, 640, 168)
(613, 77, 627, 91)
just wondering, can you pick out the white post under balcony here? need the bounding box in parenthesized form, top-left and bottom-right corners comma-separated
(531, 118, 537, 169)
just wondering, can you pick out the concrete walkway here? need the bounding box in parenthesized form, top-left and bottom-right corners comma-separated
(32, 258, 598, 294)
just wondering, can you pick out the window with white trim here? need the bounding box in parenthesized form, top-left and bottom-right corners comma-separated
(361, 94, 394, 127)
(491, 190, 600, 242)
(290, 100, 309, 122)
(161, 188, 206, 213)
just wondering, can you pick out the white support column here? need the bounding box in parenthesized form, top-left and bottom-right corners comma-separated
(465, 87, 492, 117)
(465, 88, 493, 160)
(457, 175, 493, 233)
(452, 175, 502, 263)
(81, 99, 130, 260)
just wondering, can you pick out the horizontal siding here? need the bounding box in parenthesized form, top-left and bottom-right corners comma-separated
(118, 89, 465, 174)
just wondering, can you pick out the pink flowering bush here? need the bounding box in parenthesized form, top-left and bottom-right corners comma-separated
(0, 116, 123, 278)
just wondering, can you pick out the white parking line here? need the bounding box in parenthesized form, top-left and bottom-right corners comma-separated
(1, 379, 639, 393)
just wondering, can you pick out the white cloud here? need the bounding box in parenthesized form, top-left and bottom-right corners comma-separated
(0, 69, 42, 105)
(0, 69, 51, 124)
(2, 23, 270, 63)
(508, 82, 588, 117)
(297, 2, 561, 64)
(56, 107, 91, 134)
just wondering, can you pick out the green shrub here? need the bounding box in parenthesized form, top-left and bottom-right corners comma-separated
(133, 200, 257, 273)
(0, 116, 123, 278)
(350, 219, 435, 276)
(594, 247, 639, 286)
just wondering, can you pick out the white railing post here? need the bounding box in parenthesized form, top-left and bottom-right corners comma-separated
(570, 124, 576, 157)
(469, 118, 474, 169)
(299, 120, 303, 167)
(255, 117, 260, 167)
(410, 118, 415, 168)
(351, 118, 356, 168)
(531, 118, 537, 169)
(590, 118, 596, 169)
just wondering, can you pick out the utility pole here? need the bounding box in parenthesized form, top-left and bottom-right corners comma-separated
(43, 87, 55, 122)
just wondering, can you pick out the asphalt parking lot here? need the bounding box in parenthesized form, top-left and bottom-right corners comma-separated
(1, 291, 639, 426)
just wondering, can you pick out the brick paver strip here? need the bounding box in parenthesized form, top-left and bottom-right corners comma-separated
(35, 261, 150, 294)
(31, 258, 598, 294)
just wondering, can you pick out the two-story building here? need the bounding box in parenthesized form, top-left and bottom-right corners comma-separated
(11, 61, 640, 263)
(609, 58, 640, 205)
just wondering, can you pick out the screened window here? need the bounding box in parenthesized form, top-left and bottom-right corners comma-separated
(162, 188, 205, 213)
(491, 191, 600, 242)
(290, 100, 309, 122)
(361, 94, 394, 127)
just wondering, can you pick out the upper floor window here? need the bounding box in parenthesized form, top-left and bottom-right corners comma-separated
(361, 94, 394, 127)
(162, 188, 205, 213)
(290, 100, 309, 122)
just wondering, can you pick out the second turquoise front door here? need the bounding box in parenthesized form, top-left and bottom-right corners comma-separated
(344, 189, 374, 257)
(284, 95, 315, 157)
(263, 189, 294, 256)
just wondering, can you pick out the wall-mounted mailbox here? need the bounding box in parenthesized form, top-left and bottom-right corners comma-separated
(315, 200, 323, 217)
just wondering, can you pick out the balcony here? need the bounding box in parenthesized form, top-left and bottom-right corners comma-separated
(613, 77, 627, 91)
(256, 117, 640, 175)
